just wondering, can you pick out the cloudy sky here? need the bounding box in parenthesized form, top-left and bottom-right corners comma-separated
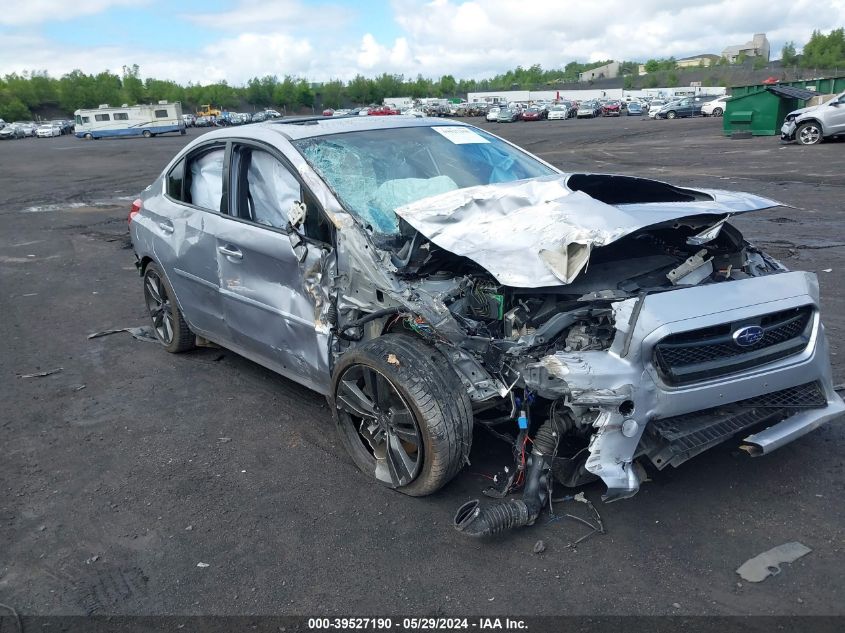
(1, 0, 843, 85)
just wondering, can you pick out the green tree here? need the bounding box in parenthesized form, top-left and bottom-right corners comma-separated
(623, 75, 634, 89)
(667, 72, 679, 86)
(801, 28, 845, 68)
(781, 41, 799, 66)
(644, 59, 659, 73)
(752, 56, 767, 70)
(0, 92, 31, 120)
(438, 74, 457, 97)
(295, 79, 314, 110)
(320, 80, 344, 109)
(121, 64, 145, 104)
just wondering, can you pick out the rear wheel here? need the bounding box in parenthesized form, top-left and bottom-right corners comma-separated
(142, 262, 194, 353)
(712, 107, 723, 116)
(796, 122, 822, 145)
(142, 130, 152, 138)
(332, 334, 472, 496)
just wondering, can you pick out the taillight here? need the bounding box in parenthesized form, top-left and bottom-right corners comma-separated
(128, 198, 142, 224)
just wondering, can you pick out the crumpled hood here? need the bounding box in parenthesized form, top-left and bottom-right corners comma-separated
(395, 175, 780, 288)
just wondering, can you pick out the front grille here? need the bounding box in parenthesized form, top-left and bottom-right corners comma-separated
(653, 305, 813, 385)
(645, 381, 827, 468)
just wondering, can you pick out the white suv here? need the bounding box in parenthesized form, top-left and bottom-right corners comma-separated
(781, 91, 845, 145)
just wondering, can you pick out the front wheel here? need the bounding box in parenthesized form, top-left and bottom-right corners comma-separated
(796, 122, 822, 145)
(332, 334, 472, 496)
(666, 110, 677, 119)
(143, 262, 194, 353)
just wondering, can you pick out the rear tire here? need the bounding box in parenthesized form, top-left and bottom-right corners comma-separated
(142, 130, 152, 138)
(713, 107, 723, 116)
(331, 334, 473, 496)
(142, 262, 194, 353)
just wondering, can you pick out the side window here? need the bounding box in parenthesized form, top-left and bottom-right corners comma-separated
(95, 114, 110, 122)
(166, 157, 186, 201)
(232, 148, 299, 230)
(114, 112, 129, 120)
(186, 149, 225, 211)
(155, 110, 168, 118)
(81, 116, 90, 123)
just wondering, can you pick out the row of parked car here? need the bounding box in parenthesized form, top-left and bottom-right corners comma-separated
(182, 109, 284, 128)
(0, 119, 75, 140)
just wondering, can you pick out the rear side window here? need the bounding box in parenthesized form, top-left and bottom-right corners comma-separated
(155, 110, 168, 118)
(166, 158, 186, 200)
(95, 114, 110, 122)
(114, 113, 129, 120)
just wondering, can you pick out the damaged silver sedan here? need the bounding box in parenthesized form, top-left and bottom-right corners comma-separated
(129, 117, 844, 536)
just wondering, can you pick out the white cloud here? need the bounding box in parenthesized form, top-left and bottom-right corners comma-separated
(0, 0, 142, 26)
(184, 0, 354, 33)
(0, 0, 843, 84)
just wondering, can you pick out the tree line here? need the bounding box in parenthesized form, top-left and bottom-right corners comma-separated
(0, 59, 616, 121)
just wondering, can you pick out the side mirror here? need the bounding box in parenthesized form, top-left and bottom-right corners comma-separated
(288, 200, 307, 228)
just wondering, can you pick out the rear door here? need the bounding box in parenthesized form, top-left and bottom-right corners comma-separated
(215, 141, 334, 393)
(146, 143, 228, 341)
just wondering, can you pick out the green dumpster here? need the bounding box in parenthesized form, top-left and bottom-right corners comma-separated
(723, 90, 803, 135)
(724, 75, 845, 136)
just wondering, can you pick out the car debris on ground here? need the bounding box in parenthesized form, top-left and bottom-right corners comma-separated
(736, 542, 812, 582)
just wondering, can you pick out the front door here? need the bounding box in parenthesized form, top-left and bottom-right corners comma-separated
(215, 143, 332, 394)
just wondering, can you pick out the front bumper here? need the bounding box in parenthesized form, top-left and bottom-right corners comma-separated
(519, 271, 843, 501)
(781, 119, 797, 140)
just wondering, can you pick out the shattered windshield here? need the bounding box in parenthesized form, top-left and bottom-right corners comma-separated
(293, 125, 557, 235)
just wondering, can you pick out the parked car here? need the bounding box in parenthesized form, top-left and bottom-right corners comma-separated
(195, 116, 214, 127)
(780, 91, 845, 145)
(251, 112, 268, 123)
(182, 114, 197, 127)
(654, 98, 696, 119)
(647, 100, 668, 118)
(496, 107, 521, 122)
(129, 116, 844, 537)
(626, 102, 644, 116)
(601, 100, 622, 117)
(14, 122, 36, 136)
(0, 124, 25, 140)
(520, 106, 546, 121)
(701, 96, 729, 117)
(576, 101, 601, 118)
(263, 109, 283, 119)
(485, 107, 501, 122)
(368, 106, 400, 116)
(36, 123, 62, 138)
(547, 104, 570, 120)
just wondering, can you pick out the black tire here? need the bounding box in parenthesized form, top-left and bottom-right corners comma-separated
(331, 334, 473, 496)
(713, 107, 723, 116)
(666, 110, 677, 119)
(84, 133, 93, 140)
(142, 130, 152, 138)
(796, 121, 823, 145)
(142, 262, 194, 353)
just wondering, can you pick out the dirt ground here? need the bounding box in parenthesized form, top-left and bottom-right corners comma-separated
(1, 117, 843, 619)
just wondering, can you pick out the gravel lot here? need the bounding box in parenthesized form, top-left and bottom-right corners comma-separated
(1, 117, 843, 619)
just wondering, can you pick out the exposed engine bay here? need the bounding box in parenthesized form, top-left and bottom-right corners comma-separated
(326, 173, 832, 537)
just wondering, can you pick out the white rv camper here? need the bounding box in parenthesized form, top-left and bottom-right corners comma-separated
(74, 101, 185, 139)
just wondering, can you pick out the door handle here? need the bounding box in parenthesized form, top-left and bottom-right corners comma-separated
(158, 222, 174, 234)
(217, 245, 243, 260)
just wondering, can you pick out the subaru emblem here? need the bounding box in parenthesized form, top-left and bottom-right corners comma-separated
(733, 325, 765, 347)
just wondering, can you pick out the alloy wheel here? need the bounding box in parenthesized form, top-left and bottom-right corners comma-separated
(335, 364, 423, 487)
(144, 270, 175, 345)
(798, 124, 821, 145)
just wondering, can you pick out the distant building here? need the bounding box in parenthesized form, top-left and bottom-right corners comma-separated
(676, 54, 721, 68)
(722, 34, 770, 63)
(578, 61, 620, 82)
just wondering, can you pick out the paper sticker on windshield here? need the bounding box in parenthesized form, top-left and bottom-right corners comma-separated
(432, 126, 490, 144)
